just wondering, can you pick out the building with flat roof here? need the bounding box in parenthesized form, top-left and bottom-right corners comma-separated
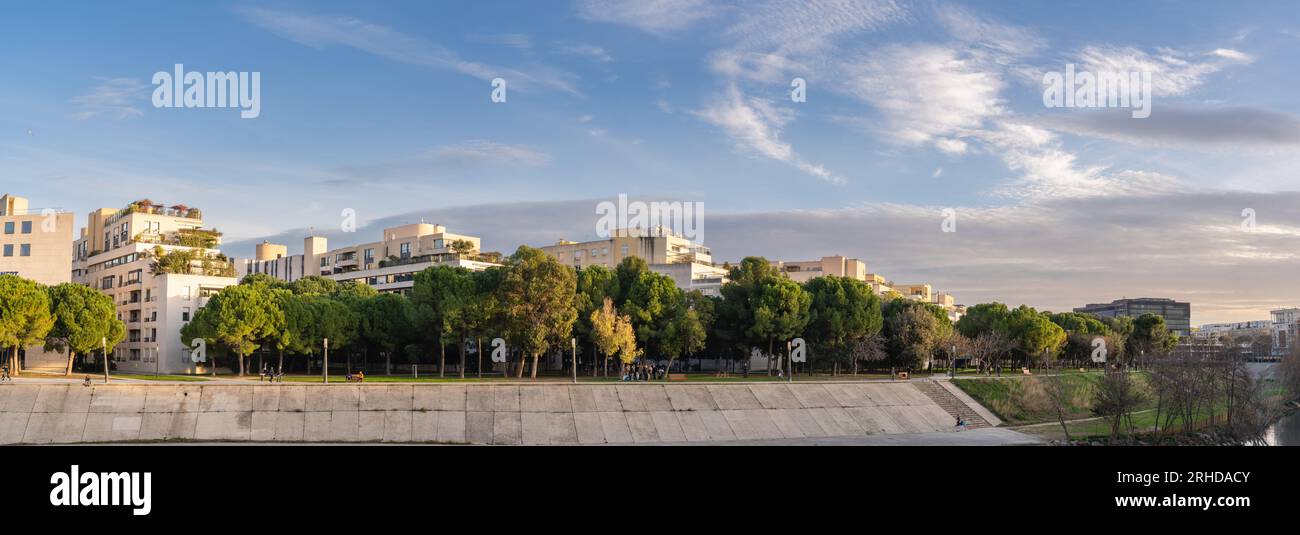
(1270, 308, 1300, 358)
(771, 255, 963, 321)
(0, 194, 74, 286)
(240, 223, 501, 294)
(1074, 298, 1192, 338)
(70, 199, 239, 374)
(539, 226, 727, 296)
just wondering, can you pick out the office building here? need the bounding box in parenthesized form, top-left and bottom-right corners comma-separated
(1074, 298, 1192, 338)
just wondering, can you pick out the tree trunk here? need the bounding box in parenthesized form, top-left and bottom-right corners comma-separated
(476, 337, 482, 378)
(278, 349, 284, 375)
(530, 353, 539, 380)
(238, 352, 246, 376)
(439, 341, 446, 378)
(385, 352, 391, 375)
(767, 338, 774, 376)
(459, 331, 466, 379)
(65, 350, 76, 376)
(666, 356, 677, 380)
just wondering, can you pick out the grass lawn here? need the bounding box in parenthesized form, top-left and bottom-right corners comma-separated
(227, 372, 907, 383)
(112, 374, 212, 382)
(953, 372, 1124, 426)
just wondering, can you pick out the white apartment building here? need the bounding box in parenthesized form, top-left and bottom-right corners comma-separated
(71, 200, 238, 374)
(240, 223, 500, 294)
(1, 194, 75, 372)
(1270, 308, 1300, 357)
(540, 226, 727, 296)
(772, 255, 963, 321)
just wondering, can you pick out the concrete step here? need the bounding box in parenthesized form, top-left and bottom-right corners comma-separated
(913, 381, 990, 429)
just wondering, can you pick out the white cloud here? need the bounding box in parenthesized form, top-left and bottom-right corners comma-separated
(71, 78, 147, 120)
(237, 7, 581, 95)
(1074, 45, 1253, 97)
(466, 33, 533, 50)
(695, 85, 843, 184)
(553, 42, 614, 63)
(575, 0, 716, 35)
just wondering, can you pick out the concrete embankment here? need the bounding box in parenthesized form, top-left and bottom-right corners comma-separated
(0, 381, 985, 445)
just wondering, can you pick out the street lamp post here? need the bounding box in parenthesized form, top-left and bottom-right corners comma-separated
(951, 344, 957, 378)
(786, 340, 793, 383)
(571, 337, 578, 384)
(102, 336, 109, 383)
(323, 338, 329, 384)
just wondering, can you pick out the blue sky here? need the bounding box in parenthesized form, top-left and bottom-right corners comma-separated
(3, 0, 1300, 324)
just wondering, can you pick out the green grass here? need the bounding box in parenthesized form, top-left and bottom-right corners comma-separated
(112, 373, 211, 382)
(209, 372, 907, 383)
(952, 372, 1112, 426)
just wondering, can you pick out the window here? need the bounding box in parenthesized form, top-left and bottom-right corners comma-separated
(2, 244, 10, 257)
(621, 245, 629, 256)
(575, 250, 583, 259)
(434, 239, 444, 249)
(21, 221, 32, 234)
(591, 249, 598, 257)
(364, 248, 374, 264)
(3, 222, 12, 234)
(400, 242, 411, 259)
(182, 307, 191, 322)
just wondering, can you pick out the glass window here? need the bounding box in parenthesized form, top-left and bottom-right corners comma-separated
(182, 308, 191, 322)
(400, 242, 411, 258)
(2, 244, 10, 256)
(621, 245, 629, 256)
(3, 222, 12, 234)
(19, 244, 30, 257)
(21, 221, 32, 234)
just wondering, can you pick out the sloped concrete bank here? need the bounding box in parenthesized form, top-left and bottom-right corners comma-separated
(0, 381, 985, 445)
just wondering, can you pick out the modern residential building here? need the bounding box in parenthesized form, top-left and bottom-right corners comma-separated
(1192, 320, 1270, 341)
(0, 193, 74, 285)
(1074, 297, 1192, 338)
(71, 199, 238, 374)
(540, 226, 728, 296)
(1270, 308, 1300, 357)
(240, 223, 501, 294)
(1, 194, 75, 373)
(771, 255, 963, 321)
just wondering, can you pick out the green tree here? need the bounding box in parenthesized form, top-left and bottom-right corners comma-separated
(621, 271, 681, 359)
(1128, 313, 1178, 366)
(0, 275, 55, 375)
(749, 276, 811, 375)
(45, 283, 125, 376)
(291, 276, 338, 296)
(465, 268, 504, 376)
(575, 265, 619, 374)
(661, 292, 708, 376)
(803, 276, 882, 374)
(614, 256, 649, 306)
(359, 293, 414, 375)
(716, 257, 784, 375)
(955, 302, 1011, 338)
(193, 284, 282, 376)
(240, 272, 290, 291)
(497, 246, 577, 379)
(590, 297, 638, 375)
(883, 299, 950, 371)
(412, 265, 476, 377)
(1005, 305, 1066, 368)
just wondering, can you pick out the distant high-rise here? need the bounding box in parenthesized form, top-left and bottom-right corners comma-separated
(1074, 298, 1191, 337)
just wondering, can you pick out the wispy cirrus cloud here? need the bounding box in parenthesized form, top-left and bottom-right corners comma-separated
(237, 7, 581, 95)
(1072, 44, 1254, 97)
(695, 85, 842, 185)
(322, 140, 550, 186)
(575, 0, 717, 36)
(70, 77, 147, 120)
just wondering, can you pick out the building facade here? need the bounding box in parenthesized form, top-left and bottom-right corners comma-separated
(1073, 298, 1192, 338)
(1270, 308, 1300, 357)
(0, 194, 74, 285)
(772, 255, 964, 322)
(539, 226, 727, 296)
(71, 200, 238, 374)
(240, 223, 500, 294)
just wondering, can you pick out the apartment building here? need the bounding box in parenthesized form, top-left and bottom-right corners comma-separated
(771, 255, 963, 321)
(0, 194, 74, 285)
(540, 226, 727, 296)
(240, 223, 500, 294)
(1074, 297, 1192, 338)
(71, 200, 238, 374)
(1, 194, 76, 372)
(1270, 308, 1300, 358)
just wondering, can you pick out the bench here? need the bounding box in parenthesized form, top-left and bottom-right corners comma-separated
(668, 373, 687, 382)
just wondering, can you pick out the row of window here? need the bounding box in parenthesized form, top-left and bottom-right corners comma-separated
(3, 221, 33, 234)
(2, 243, 31, 257)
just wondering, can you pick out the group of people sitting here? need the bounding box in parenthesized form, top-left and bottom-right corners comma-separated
(621, 363, 665, 381)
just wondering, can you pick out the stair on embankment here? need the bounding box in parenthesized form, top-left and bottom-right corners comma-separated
(912, 380, 991, 429)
